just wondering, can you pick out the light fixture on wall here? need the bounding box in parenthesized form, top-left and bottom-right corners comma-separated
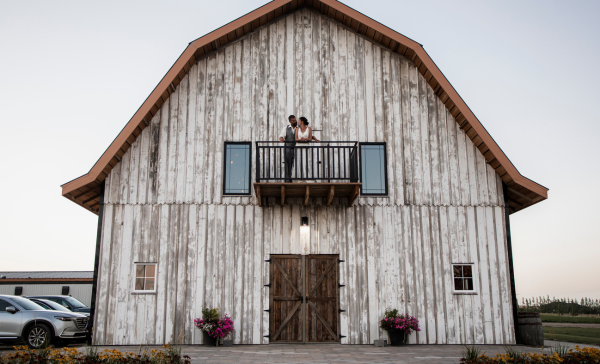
(300, 216, 310, 255)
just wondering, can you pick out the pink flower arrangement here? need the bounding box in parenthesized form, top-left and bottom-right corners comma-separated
(379, 310, 420, 334)
(194, 311, 234, 339)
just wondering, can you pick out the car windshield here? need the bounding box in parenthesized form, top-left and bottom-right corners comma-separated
(38, 300, 71, 312)
(63, 297, 86, 309)
(9, 296, 45, 311)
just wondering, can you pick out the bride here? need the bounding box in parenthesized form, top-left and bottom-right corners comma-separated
(295, 117, 319, 142)
(295, 117, 319, 182)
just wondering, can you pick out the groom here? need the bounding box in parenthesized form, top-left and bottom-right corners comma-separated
(279, 115, 298, 183)
(279, 115, 318, 183)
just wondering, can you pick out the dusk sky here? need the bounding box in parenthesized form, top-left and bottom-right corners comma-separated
(1, 0, 598, 301)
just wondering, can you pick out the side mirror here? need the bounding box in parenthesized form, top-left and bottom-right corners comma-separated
(6, 306, 18, 314)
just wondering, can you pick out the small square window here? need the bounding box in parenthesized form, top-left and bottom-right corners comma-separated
(452, 264, 475, 294)
(133, 263, 157, 293)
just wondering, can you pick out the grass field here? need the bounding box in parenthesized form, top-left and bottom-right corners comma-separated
(544, 327, 600, 346)
(541, 314, 600, 324)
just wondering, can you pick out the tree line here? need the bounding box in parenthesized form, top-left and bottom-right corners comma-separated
(518, 296, 600, 316)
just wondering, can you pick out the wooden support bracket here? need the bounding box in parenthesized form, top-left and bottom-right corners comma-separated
(256, 186, 261, 206)
(304, 186, 310, 206)
(348, 185, 360, 206)
(281, 186, 285, 206)
(327, 186, 335, 206)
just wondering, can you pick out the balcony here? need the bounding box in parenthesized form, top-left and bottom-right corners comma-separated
(254, 141, 361, 206)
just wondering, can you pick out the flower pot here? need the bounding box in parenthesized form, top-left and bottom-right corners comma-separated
(386, 329, 407, 346)
(203, 332, 218, 346)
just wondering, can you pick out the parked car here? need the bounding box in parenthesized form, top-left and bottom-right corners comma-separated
(29, 298, 90, 317)
(25, 295, 90, 314)
(0, 295, 88, 348)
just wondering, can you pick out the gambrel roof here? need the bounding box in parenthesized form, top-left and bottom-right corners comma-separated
(61, 0, 547, 214)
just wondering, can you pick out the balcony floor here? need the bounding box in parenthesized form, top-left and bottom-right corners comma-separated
(253, 182, 361, 207)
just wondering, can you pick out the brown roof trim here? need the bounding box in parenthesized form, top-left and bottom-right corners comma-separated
(61, 0, 547, 214)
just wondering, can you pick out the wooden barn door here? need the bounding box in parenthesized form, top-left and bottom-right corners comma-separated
(305, 254, 340, 343)
(270, 255, 304, 343)
(269, 254, 340, 343)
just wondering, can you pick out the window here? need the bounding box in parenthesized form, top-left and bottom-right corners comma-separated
(14, 286, 23, 296)
(453, 264, 475, 293)
(62, 286, 70, 295)
(0, 299, 10, 312)
(223, 142, 251, 195)
(359, 143, 387, 195)
(133, 263, 157, 293)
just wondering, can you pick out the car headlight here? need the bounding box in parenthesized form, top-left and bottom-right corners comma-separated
(54, 316, 73, 321)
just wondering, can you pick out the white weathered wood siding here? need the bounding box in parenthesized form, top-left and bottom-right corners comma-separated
(94, 8, 514, 345)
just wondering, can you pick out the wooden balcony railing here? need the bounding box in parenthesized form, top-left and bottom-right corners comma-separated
(254, 141, 361, 206)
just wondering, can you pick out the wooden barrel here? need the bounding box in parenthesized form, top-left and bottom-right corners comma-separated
(517, 312, 544, 347)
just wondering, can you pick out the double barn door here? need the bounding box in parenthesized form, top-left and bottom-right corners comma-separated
(269, 255, 340, 343)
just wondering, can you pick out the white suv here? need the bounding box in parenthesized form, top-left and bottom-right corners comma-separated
(0, 295, 88, 348)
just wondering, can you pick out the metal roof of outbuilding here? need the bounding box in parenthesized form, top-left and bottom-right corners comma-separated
(0, 271, 93, 280)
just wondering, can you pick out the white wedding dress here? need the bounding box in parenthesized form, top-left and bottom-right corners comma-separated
(297, 127, 310, 140)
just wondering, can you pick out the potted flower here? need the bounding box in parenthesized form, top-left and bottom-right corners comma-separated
(379, 309, 420, 346)
(194, 308, 234, 346)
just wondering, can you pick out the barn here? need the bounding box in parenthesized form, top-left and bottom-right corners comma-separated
(61, 0, 548, 346)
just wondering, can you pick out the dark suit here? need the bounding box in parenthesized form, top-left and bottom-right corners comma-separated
(284, 125, 296, 183)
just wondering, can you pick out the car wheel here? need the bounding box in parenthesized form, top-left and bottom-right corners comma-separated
(25, 324, 51, 349)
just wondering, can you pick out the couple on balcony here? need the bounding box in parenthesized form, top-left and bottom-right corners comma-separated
(278, 115, 320, 183)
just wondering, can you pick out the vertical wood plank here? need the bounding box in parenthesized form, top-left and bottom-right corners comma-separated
(252, 206, 264, 344)
(466, 140, 479, 206)
(364, 205, 378, 343)
(467, 206, 485, 344)
(401, 206, 416, 344)
(175, 75, 189, 204)
(194, 60, 207, 204)
(345, 206, 358, 344)
(438, 100, 451, 205)
(233, 205, 244, 344)
(430, 206, 447, 344)
(93, 204, 113, 345)
(213, 52, 226, 204)
(382, 50, 395, 204)
(186, 67, 198, 202)
(495, 206, 514, 344)
(243, 205, 255, 343)
(137, 126, 150, 204)
(338, 206, 349, 344)
(128, 131, 141, 205)
(185, 205, 198, 343)
(418, 74, 432, 205)
(147, 112, 161, 204)
(166, 88, 179, 204)
(476, 206, 494, 343)
(486, 206, 503, 343)
(355, 207, 368, 344)
(411, 207, 426, 344)
(193, 204, 207, 344)
(156, 96, 170, 204)
(421, 206, 436, 343)
(428, 86, 441, 206)
(203, 55, 216, 204)
(262, 207, 272, 344)
(439, 206, 456, 343)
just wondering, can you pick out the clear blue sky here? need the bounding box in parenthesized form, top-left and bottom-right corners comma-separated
(1, 0, 598, 301)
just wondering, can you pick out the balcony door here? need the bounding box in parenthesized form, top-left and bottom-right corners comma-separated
(269, 254, 340, 343)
